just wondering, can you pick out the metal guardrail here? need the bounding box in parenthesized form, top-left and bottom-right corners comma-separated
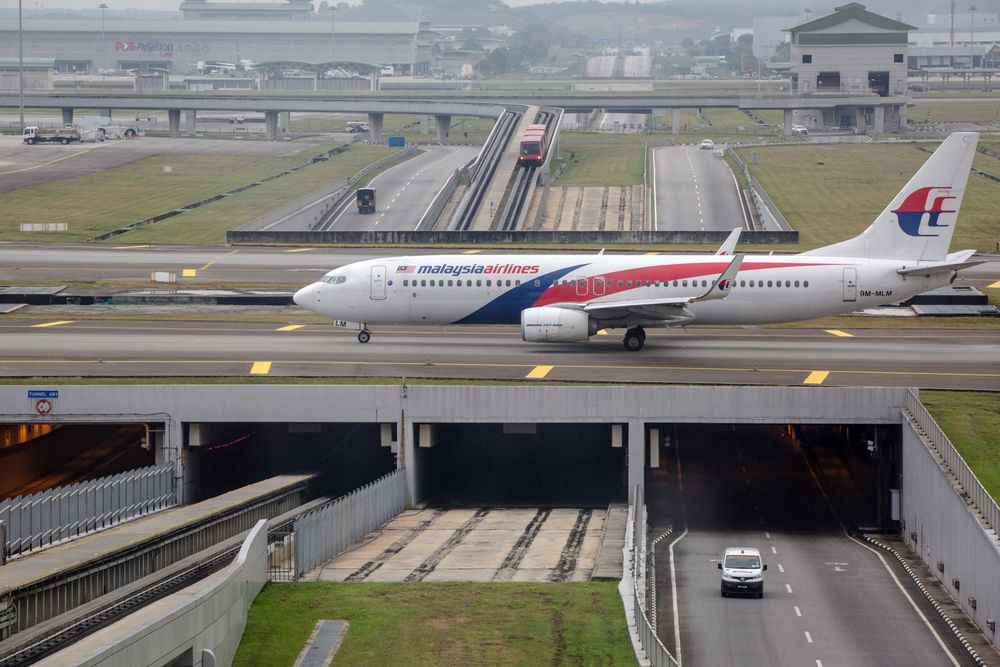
(627, 486, 679, 667)
(293, 469, 406, 579)
(726, 148, 792, 232)
(417, 160, 471, 231)
(0, 463, 175, 560)
(905, 390, 1000, 536)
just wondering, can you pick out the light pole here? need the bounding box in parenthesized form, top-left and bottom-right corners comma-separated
(18, 0, 24, 133)
(99, 3, 107, 75)
(330, 6, 336, 66)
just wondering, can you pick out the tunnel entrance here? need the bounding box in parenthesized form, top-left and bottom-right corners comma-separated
(184, 422, 397, 502)
(0, 422, 155, 499)
(414, 423, 628, 507)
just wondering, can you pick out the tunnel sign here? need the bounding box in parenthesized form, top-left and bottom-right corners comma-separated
(29, 390, 58, 415)
(35, 399, 53, 416)
(28, 390, 59, 399)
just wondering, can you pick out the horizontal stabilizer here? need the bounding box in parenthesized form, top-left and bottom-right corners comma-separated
(897, 250, 983, 276)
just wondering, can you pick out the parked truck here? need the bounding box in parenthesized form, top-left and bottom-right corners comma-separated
(22, 126, 81, 145)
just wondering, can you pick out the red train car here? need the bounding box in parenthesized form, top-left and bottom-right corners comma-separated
(517, 123, 548, 166)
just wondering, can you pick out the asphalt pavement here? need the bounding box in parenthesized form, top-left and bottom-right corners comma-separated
(652, 144, 746, 232)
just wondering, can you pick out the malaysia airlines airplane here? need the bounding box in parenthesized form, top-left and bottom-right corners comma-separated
(293, 132, 981, 351)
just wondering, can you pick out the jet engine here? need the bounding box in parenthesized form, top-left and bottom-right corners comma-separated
(521, 307, 596, 343)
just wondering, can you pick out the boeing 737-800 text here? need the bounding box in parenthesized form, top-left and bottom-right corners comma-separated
(293, 132, 982, 351)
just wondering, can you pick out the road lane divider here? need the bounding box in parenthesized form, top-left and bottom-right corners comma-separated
(525, 365, 553, 379)
(824, 329, 854, 337)
(276, 325, 305, 332)
(249, 361, 272, 375)
(31, 320, 73, 328)
(803, 371, 830, 385)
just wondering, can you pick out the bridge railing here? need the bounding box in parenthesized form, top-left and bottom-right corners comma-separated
(906, 390, 1000, 535)
(727, 147, 792, 232)
(293, 469, 406, 578)
(0, 462, 176, 560)
(626, 485, 679, 667)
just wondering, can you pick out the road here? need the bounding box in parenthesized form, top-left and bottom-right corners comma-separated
(1, 319, 998, 389)
(652, 144, 746, 232)
(654, 424, 975, 666)
(321, 145, 479, 231)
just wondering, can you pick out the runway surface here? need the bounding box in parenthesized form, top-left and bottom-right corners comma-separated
(652, 144, 746, 232)
(2, 318, 998, 388)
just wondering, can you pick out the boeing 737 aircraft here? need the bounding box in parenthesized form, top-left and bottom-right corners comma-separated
(293, 132, 982, 351)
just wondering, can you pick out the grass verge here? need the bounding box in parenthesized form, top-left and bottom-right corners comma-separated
(921, 390, 1000, 503)
(736, 142, 999, 252)
(233, 582, 633, 667)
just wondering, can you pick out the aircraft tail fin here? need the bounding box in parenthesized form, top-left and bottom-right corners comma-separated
(802, 132, 978, 262)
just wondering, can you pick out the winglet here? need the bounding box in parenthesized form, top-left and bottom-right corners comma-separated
(716, 228, 742, 256)
(695, 254, 743, 302)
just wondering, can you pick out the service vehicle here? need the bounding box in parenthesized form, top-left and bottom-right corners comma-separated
(699, 138, 715, 150)
(356, 187, 376, 214)
(346, 121, 370, 133)
(718, 546, 766, 597)
(22, 126, 81, 145)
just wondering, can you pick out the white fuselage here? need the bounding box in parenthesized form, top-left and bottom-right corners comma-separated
(293, 253, 947, 328)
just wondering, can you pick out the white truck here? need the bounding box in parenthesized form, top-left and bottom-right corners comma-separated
(22, 126, 81, 145)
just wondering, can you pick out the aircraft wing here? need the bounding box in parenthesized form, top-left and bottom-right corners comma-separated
(896, 249, 984, 276)
(716, 228, 742, 256)
(581, 254, 743, 320)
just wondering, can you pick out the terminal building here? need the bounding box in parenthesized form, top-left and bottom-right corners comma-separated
(0, 11, 436, 76)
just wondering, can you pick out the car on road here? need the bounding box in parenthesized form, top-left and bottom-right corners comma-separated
(792, 125, 809, 136)
(699, 139, 715, 150)
(719, 546, 766, 598)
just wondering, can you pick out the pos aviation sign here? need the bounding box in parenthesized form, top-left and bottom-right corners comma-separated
(28, 389, 59, 416)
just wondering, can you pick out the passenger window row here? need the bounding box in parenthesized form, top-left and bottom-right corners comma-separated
(402, 279, 520, 288)
(396, 277, 810, 290)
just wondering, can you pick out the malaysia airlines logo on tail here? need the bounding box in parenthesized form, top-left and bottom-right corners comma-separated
(893, 186, 956, 237)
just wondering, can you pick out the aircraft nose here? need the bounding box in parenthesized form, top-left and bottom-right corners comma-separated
(292, 284, 314, 308)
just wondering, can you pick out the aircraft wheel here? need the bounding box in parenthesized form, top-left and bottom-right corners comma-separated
(623, 329, 644, 352)
(61, 138, 69, 144)
(357, 330, 371, 344)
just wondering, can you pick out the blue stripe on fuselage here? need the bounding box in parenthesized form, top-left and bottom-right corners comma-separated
(455, 264, 588, 324)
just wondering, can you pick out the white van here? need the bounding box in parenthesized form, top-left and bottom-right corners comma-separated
(718, 546, 766, 598)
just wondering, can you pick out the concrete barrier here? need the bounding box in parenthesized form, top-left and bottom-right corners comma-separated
(227, 229, 798, 245)
(34, 520, 269, 667)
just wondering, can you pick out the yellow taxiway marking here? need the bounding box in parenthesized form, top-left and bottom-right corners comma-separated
(113, 245, 151, 250)
(0, 149, 90, 176)
(285, 248, 314, 253)
(645, 252, 660, 256)
(464, 249, 482, 254)
(199, 249, 239, 271)
(182, 269, 197, 277)
(597, 329, 608, 335)
(804, 371, 830, 385)
(825, 329, 854, 337)
(276, 324, 305, 332)
(989, 280, 1000, 289)
(31, 320, 73, 328)
(249, 361, 272, 375)
(526, 365, 554, 379)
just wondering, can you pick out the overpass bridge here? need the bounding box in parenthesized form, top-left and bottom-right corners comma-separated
(0, 89, 911, 139)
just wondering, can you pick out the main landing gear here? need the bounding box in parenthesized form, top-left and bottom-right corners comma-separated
(357, 329, 371, 344)
(623, 327, 646, 352)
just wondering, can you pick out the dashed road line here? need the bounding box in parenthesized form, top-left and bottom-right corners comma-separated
(785, 583, 793, 594)
(31, 320, 73, 328)
(526, 365, 554, 379)
(805, 631, 813, 643)
(804, 370, 830, 385)
(249, 361, 271, 375)
(778, 563, 785, 573)
(794, 605, 802, 616)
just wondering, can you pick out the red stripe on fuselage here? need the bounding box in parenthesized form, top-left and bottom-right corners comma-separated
(532, 261, 838, 306)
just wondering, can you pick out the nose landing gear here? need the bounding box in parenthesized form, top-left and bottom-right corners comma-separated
(623, 327, 646, 351)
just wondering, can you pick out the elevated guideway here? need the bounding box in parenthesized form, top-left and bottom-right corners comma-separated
(470, 105, 539, 231)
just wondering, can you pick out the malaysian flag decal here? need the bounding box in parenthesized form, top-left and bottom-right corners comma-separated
(396, 265, 414, 273)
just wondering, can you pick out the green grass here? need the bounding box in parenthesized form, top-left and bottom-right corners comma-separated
(921, 390, 1000, 503)
(0, 144, 343, 242)
(909, 100, 1000, 125)
(556, 133, 647, 186)
(113, 146, 401, 245)
(234, 582, 633, 667)
(737, 142, 999, 252)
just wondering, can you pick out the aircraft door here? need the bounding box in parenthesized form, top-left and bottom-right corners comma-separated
(370, 265, 386, 300)
(843, 267, 857, 302)
(576, 278, 588, 297)
(593, 277, 607, 296)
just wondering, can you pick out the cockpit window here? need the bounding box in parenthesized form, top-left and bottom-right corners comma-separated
(323, 275, 346, 285)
